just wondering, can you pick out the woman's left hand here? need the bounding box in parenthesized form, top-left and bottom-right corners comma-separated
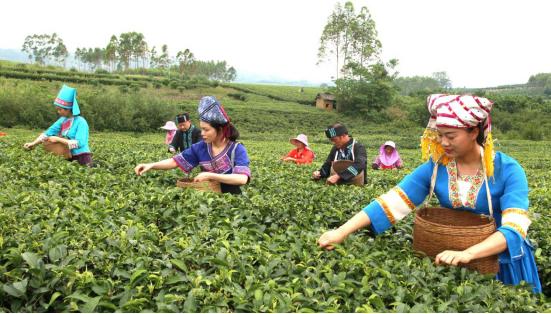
(193, 172, 213, 182)
(435, 250, 474, 266)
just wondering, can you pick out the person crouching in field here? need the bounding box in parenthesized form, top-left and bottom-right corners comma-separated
(23, 84, 93, 166)
(318, 94, 542, 293)
(160, 120, 177, 146)
(168, 112, 201, 154)
(281, 134, 315, 164)
(135, 96, 251, 194)
(312, 123, 367, 186)
(372, 140, 403, 170)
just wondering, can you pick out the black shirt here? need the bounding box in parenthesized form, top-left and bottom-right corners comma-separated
(319, 138, 367, 183)
(169, 125, 201, 152)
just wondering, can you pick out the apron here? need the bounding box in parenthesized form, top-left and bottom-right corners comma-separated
(330, 140, 364, 186)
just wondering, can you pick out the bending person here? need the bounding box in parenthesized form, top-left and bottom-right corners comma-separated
(135, 96, 251, 194)
(168, 112, 201, 153)
(372, 141, 403, 170)
(281, 134, 315, 164)
(312, 123, 367, 185)
(23, 84, 92, 166)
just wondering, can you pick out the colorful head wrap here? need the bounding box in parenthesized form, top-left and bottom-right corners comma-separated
(325, 124, 348, 138)
(176, 113, 190, 124)
(53, 84, 80, 115)
(421, 94, 495, 176)
(198, 96, 230, 125)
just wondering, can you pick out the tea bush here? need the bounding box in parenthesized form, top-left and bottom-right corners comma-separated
(0, 129, 550, 311)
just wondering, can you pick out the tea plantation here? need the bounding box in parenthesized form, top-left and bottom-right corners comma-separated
(1, 127, 551, 312)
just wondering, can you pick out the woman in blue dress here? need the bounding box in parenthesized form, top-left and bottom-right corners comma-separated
(23, 85, 93, 166)
(318, 94, 542, 293)
(135, 96, 251, 194)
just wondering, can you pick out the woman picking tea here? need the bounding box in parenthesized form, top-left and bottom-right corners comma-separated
(317, 94, 541, 293)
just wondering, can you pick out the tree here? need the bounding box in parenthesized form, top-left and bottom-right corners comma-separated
(117, 32, 134, 70)
(22, 33, 68, 65)
(91, 48, 104, 70)
(157, 44, 171, 70)
(432, 71, 452, 89)
(350, 6, 382, 70)
(335, 60, 398, 114)
(394, 75, 442, 95)
(317, 2, 349, 80)
(225, 66, 237, 82)
(318, 2, 396, 116)
(104, 35, 118, 72)
(318, 2, 382, 81)
(176, 49, 195, 75)
(149, 46, 159, 69)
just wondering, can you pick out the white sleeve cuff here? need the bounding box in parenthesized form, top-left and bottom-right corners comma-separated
(38, 133, 48, 142)
(67, 140, 79, 149)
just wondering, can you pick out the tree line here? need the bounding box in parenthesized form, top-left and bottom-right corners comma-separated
(317, 2, 454, 116)
(21, 32, 236, 81)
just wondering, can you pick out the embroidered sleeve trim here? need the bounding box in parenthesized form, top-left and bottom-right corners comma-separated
(502, 222, 527, 238)
(172, 155, 193, 173)
(393, 186, 416, 210)
(232, 165, 251, 177)
(376, 197, 396, 225)
(347, 165, 358, 176)
(502, 208, 529, 217)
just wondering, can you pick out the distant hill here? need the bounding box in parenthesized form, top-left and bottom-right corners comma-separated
(0, 48, 29, 63)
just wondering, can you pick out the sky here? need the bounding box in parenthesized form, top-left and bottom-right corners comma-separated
(1, 0, 550, 87)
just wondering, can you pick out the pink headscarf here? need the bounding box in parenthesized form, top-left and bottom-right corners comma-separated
(378, 142, 401, 167)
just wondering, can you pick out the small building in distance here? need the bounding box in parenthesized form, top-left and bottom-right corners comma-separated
(315, 93, 336, 111)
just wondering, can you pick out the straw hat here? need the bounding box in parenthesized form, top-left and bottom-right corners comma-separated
(160, 121, 177, 131)
(290, 134, 309, 146)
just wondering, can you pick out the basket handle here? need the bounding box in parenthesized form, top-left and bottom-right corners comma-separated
(480, 146, 494, 218)
(424, 157, 441, 208)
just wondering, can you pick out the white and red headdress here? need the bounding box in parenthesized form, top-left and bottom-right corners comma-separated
(421, 94, 495, 176)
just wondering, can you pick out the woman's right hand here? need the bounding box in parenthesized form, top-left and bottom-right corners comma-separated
(312, 170, 321, 180)
(23, 142, 34, 150)
(318, 229, 346, 250)
(135, 163, 153, 176)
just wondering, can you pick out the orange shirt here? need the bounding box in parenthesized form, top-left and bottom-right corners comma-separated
(285, 148, 315, 164)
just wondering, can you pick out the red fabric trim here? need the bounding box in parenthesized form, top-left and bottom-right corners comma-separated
(55, 98, 73, 106)
(435, 123, 467, 129)
(474, 96, 491, 113)
(457, 97, 483, 121)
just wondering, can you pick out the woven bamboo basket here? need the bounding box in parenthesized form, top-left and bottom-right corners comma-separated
(412, 206, 499, 274)
(330, 160, 364, 186)
(43, 142, 72, 159)
(176, 178, 221, 193)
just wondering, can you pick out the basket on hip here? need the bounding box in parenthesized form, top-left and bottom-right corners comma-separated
(43, 142, 72, 159)
(176, 178, 221, 194)
(412, 206, 498, 274)
(412, 149, 499, 274)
